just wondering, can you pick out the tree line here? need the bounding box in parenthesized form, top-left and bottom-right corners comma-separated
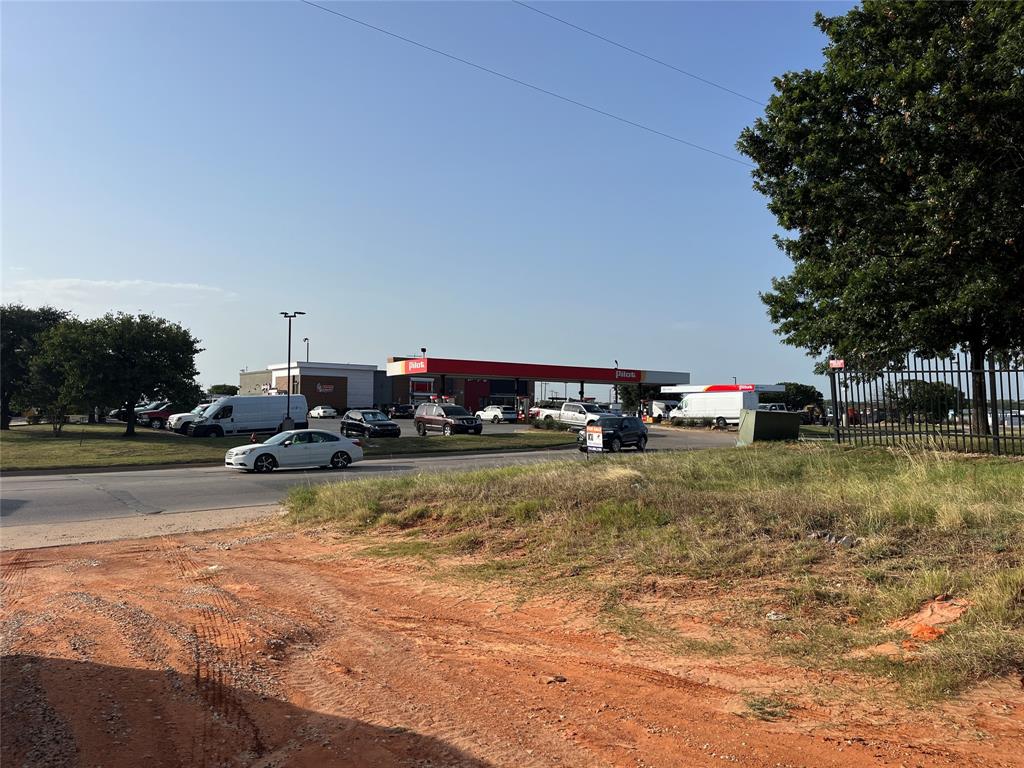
(1, 305, 204, 436)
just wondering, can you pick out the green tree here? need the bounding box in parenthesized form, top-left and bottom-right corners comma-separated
(22, 320, 98, 434)
(0, 304, 69, 429)
(758, 382, 825, 412)
(208, 384, 239, 396)
(890, 379, 964, 423)
(618, 384, 662, 414)
(89, 313, 204, 436)
(737, 1, 1024, 434)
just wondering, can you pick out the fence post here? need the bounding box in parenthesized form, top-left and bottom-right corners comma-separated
(829, 369, 841, 445)
(988, 354, 1001, 456)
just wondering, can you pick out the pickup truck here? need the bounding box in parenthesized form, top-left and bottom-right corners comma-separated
(530, 401, 606, 428)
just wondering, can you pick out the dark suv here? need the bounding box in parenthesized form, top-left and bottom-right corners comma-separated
(340, 409, 401, 438)
(415, 403, 482, 436)
(577, 415, 648, 452)
(388, 404, 415, 419)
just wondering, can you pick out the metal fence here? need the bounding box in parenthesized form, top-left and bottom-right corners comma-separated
(829, 352, 1023, 456)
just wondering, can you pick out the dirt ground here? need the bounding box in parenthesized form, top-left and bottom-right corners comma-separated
(2, 521, 1021, 768)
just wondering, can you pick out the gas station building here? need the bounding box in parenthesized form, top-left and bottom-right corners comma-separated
(386, 356, 690, 413)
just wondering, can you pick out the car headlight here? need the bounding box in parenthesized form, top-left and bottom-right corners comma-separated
(233, 447, 257, 456)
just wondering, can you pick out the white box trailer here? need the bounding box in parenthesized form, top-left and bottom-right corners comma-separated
(660, 384, 784, 428)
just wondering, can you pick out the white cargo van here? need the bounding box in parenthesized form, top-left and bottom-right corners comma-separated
(188, 395, 309, 437)
(668, 391, 759, 428)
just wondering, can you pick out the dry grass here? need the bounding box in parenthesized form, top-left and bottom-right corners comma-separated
(286, 444, 1024, 697)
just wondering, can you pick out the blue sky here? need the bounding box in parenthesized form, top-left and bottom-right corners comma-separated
(2, 1, 852, 393)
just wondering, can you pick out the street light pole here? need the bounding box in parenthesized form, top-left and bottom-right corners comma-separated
(280, 311, 305, 430)
(303, 337, 310, 362)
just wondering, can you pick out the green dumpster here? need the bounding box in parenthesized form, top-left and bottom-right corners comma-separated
(736, 409, 802, 447)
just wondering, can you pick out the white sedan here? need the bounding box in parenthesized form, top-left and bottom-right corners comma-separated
(224, 429, 363, 473)
(309, 405, 338, 418)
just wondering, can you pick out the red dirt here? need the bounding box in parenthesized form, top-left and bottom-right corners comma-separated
(2, 524, 1021, 768)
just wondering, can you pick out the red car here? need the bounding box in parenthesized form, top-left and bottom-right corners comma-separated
(138, 403, 187, 430)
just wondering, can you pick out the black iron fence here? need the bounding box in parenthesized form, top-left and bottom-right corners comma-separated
(829, 353, 1023, 456)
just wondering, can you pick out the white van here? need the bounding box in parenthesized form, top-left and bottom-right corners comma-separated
(188, 395, 309, 437)
(669, 391, 759, 428)
(650, 400, 679, 421)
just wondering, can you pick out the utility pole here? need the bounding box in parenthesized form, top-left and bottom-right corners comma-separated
(303, 337, 310, 362)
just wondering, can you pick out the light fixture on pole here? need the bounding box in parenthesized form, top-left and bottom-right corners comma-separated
(280, 311, 305, 430)
(303, 337, 310, 362)
(732, 376, 737, 385)
(420, 347, 427, 358)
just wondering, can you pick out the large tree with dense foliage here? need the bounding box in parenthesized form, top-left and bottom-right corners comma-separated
(758, 382, 825, 412)
(89, 313, 204, 436)
(23, 319, 99, 434)
(737, 1, 1024, 431)
(0, 304, 69, 429)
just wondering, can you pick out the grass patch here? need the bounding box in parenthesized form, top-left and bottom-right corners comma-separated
(744, 694, 793, 721)
(0, 423, 575, 471)
(285, 444, 1024, 697)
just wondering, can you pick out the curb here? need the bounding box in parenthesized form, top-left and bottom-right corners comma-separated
(1, 443, 580, 477)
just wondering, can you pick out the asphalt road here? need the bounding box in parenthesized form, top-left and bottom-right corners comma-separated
(0, 427, 734, 530)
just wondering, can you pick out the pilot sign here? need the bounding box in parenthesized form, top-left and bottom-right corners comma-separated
(586, 423, 604, 453)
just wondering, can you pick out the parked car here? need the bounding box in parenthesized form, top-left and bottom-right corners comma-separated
(415, 403, 482, 436)
(188, 395, 308, 437)
(309, 405, 338, 419)
(138, 403, 188, 430)
(108, 399, 166, 422)
(340, 409, 401, 438)
(475, 405, 517, 424)
(388, 404, 415, 419)
(577, 415, 648, 453)
(168, 402, 220, 434)
(224, 429, 363, 473)
(530, 401, 605, 428)
(757, 403, 788, 413)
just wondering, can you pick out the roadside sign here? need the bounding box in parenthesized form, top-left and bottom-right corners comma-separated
(586, 424, 604, 453)
(829, 359, 845, 369)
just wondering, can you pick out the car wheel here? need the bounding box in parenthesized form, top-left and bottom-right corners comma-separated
(416, 422, 426, 436)
(609, 437, 622, 453)
(492, 416, 500, 424)
(715, 417, 727, 429)
(207, 427, 223, 438)
(442, 424, 453, 436)
(253, 453, 276, 473)
(543, 415, 554, 425)
(150, 418, 163, 430)
(330, 451, 351, 469)
(637, 435, 647, 452)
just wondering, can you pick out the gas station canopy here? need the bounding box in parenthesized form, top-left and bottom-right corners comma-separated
(387, 357, 689, 386)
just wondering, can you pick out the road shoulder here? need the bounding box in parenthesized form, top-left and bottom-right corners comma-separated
(0, 504, 284, 550)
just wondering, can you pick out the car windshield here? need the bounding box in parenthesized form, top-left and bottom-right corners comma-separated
(363, 411, 388, 422)
(440, 406, 470, 416)
(581, 404, 602, 413)
(262, 431, 296, 446)
(191, 405, 206, 414)
(597, 416, 623, 427)
(501, 407, 515, 412)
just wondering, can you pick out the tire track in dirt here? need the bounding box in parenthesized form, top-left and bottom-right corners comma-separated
(1, 551, 30, 608)
(257, 562, 601, 767)
(158, 538, 269, 767)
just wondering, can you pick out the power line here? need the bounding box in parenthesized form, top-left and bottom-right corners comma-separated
(513, 1, 766, 108)
(299, 0, 753, 168)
